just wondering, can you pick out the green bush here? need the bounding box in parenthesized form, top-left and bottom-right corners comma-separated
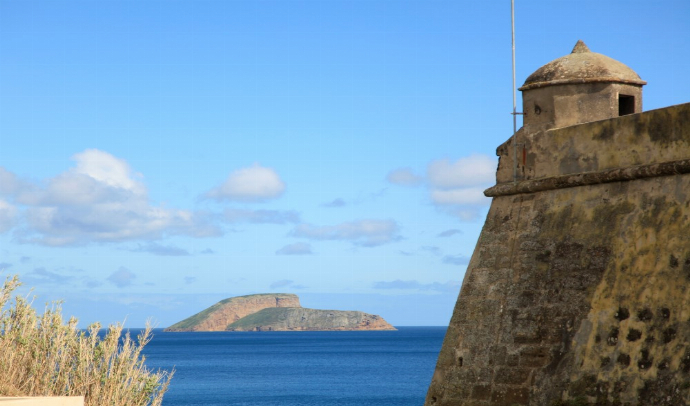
(0, 275, 173, 405)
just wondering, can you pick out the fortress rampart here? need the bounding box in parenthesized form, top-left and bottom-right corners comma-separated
(425, 41, 690, 406)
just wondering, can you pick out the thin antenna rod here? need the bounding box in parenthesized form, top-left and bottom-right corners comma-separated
(510, 0, 517, 183)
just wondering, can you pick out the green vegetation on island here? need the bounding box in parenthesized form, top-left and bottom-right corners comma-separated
(226, 307, 397, 331)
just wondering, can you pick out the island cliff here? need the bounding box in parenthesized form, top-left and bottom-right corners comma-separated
(165, 293, 300, 332)
(165, 293, 395, 332)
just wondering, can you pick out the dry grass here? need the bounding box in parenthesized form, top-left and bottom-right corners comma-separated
(0, 275, 173, 405)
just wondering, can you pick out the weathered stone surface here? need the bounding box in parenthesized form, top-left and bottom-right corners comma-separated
(516, 41, 646, 132)
(519, 40, 646, 91)
(496, 102, 690, 185)
(425, 43, 690, 405)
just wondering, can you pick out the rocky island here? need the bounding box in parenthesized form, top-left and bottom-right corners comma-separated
(165, 293, 396, 332)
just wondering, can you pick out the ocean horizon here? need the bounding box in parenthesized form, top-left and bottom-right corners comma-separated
(141, 326, 446, 406)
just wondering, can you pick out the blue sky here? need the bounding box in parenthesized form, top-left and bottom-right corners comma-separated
(1, 0, 688, 327)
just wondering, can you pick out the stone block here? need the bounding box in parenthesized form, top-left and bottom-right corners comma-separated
(494, 367, 532, 385)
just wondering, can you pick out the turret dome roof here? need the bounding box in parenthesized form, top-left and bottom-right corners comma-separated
(519, 40, 646, 91)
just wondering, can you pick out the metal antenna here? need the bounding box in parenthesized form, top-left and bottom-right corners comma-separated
(510, 0, 517, 183)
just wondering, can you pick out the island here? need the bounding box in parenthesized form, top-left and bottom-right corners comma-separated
(164, 293, 396, 332)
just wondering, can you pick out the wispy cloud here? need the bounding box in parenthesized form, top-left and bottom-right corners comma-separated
(276, 242, 313, 255)
(373, 279, 461, 293)
(421, 246, 442, 256)
(321, 198, 346, 208)
(291, 219, 401, 247)
(442, 254, 470, 266)
(223, 209, 299, 224)
(386, 167, 423, 187)
(23, 267, 74, 286)
(437, 229, 462, 237)
(107, 266, 136, 288)
(203, 164, 285, 203)
(269, 279, 306, 289)
(270, 279, 293, 288)
(184, 276, 196, 285)
(130, 242, 190, 256)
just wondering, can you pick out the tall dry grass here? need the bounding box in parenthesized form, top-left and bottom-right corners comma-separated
(0, 275, 173, 405)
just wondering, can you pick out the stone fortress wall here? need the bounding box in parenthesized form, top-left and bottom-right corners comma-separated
(425, 41, 690, 406)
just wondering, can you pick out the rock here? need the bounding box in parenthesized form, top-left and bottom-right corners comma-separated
(164, 293, 395, 332)
(226, 307, 396, 331)
(164, 293, 300, 332)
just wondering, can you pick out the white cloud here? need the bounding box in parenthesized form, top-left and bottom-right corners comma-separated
(386, 167, 423, 186)
(427, 154, 496, 189)
(430, 187, 490, 206)
(0, 150, 220, 245)
(276, 242, 313, 255)
(72, 149, 145, 194)
(291, 219, 400, 247)
(204, 164, 285, 202)
(107, 266, 136, 288)
(426, 154, 496, 221)
(0, 200, 18, 232)
(386, 154, 496, 221)
(0, 168, 22, 196)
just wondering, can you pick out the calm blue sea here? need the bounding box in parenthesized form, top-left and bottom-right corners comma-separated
(141, 327, 446, 406)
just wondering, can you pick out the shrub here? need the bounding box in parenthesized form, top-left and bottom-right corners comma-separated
(0, 275, 173, 405)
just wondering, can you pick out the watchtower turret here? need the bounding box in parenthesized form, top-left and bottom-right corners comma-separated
(519, 40, 646, 132)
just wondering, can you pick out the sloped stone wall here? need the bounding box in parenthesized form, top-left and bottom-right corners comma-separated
(426, 103, 690, 406)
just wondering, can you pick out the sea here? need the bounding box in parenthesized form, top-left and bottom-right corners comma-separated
(141, 326, 446, 406)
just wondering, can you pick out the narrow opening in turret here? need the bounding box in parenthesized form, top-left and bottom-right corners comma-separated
(619, 95, 635, 116)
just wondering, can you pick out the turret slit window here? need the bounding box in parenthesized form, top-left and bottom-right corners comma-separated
(619, 95, 635, 116)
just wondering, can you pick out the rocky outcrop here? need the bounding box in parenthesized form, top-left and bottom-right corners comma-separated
(226, 307, 396, 331)
(165, 293, 396, 332)
(164, 294, 300, 332)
